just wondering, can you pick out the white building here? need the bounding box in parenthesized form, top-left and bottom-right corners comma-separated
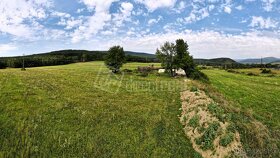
(158, 68, 186, 76)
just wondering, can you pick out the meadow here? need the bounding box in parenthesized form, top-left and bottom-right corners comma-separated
(0, 62, 201, 157)
(203, 69, 280, 130)
(1, 62, 280, 157)
(202, 69, 280, 157)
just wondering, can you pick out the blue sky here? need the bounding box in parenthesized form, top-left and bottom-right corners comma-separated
(0, 0, 280, 58)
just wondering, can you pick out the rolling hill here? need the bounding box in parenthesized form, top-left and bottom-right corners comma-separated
(237, 57, 280, 64)
(194, 58, 237, 66)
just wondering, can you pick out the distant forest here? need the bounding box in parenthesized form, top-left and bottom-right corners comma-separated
(0, 50, 158, 69)
(0, 49, 279, 69)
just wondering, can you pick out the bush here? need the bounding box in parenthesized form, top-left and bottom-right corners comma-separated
(189, 69, 209, 83)
(247, 72, 258, 76)
(227, 69, 240, 74)
(227, 69, 236, 73)
(190, 86, 198, 92)
(219, 132, 235, 147)
(197, 121, 220, 150)
(208, 103, 226, 122)
(188, 115, 200, 128)
(123, 69, 133, 74)
(261, 69, 272, 74)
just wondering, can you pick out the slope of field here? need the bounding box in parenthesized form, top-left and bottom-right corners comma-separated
(203, 69, 280, 154)
(0, 62, 201, 157)
(234, 68, 280, 75)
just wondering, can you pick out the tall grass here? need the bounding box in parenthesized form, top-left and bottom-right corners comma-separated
(0, 62, 199, 157)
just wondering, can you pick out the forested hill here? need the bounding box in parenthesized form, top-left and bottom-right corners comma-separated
(0, 50, 158, 68)
(194, 58, 237, 66)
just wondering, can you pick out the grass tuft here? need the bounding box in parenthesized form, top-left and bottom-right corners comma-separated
(219, 132, 235, 147)
(188, 115, 200, 129)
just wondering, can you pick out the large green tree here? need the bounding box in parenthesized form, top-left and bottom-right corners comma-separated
(174, 39, 195, 77)
(105, 46, 126, 73)
(156, 42, 176, 76)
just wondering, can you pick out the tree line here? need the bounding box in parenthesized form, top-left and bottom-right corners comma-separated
(0, 50, 157, 69)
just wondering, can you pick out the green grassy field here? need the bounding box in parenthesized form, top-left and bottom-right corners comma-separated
(203, 69, 280, 156)
(203, 69, 280, 129)
(1, 62, 280, 157)
(0, 62, 201, 157)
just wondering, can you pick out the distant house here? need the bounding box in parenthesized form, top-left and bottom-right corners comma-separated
(158, 68, 186, 76)
(158, 69, 165, 73)
(175, 69, 186, 76)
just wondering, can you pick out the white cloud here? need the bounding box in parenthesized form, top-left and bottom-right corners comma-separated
(0, 0, 52, 38)
(0, 44, 17, 52)
(43, 29, 68, 40)
(76, 8, 85, 13)
(235, 5, 243, 10)
(101, 30, 114, 35)
(136, 0, 177, 12)
(113, 2, 134, 26)
(96, 30, 280, 58)
(262, 0, 275, 11)
(249, 16, 278, 29)
(65, 19, 83, 30)
(173, 1, 186, 13)
(148, 16, 163, 25)
(185, 7, 209, 23)
(178, 1, 186, 10)
(52, 11, 71, 18)
(121, 2, 134, 14)
(71, 0, 118, 43)
(183, 0, 233, 24)
(224, 6, 232, 14)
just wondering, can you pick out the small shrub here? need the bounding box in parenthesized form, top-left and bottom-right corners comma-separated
(123, 69, 133, 74)
(208, 103, 225, 122)
(182, 115, 188, 125)
(198, 121, 220, 150)
(123, 69, 133, 73)
(197, 126, 206, 134)
(247, 72, 258, 76)
(190, 86, 198, 92)
(189, 69, 209, 83)
(261, 69, 272, 74)
(195, 137, 202, 145)
(227, 69, 236, 73)
(227, 69, 240, 74)
(200, 66, 208, 70)
(219, 132, 235, 147)
(188, 115, 200, 129)
(226, 124, 236, 133)
(193, 152, 203, 158)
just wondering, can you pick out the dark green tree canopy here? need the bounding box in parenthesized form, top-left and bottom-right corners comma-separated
(174, 39, 195, 77)
(156, 39, 208, 82)
(105, 46, 126, 73)
(156, 42, 176, 76)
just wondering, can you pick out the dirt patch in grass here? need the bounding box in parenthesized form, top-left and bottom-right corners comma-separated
(179, 90, 246, 158)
